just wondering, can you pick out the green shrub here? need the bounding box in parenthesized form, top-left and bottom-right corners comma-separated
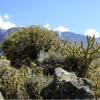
(2, 26, 58, 67)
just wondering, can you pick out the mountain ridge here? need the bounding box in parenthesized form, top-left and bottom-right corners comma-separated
(60, 31, 100, 46)
(0, 27, 100, 45)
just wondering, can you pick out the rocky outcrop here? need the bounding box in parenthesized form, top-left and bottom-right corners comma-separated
(0, 92, 4, 100)
(41, 67, 95, 99)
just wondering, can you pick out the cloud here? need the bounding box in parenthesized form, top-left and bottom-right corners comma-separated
(0, 16, 3, 22)
(54, 26, 69, 32)
(3, 14, 10, 20)
(44, 24, 51, 30)
(44, 24, 69, 32)
(85, 29, 100, 38)
(0, 15, 16, 30)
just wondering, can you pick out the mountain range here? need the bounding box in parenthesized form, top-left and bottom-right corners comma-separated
(0, 27, 19, 43)
(0, 27, 100, 46)
(60, 32, 100, 46)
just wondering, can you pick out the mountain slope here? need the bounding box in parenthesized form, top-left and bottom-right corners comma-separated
(60, 31, 100, 46)
(0, 27, 19, 43)
(0, 29, 6, 43)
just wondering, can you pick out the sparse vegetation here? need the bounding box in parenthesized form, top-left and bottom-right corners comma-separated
(0, 26, 100, 99)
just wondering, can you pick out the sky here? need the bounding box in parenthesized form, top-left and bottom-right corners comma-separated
(0, 0, 100, 37)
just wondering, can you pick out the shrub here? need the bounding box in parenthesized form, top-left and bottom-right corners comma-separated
(25, 72, 53, 99)
(43, 50, 65, 66)
(2, 26, 59, 67)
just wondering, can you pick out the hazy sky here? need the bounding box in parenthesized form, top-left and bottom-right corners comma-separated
(0, 0, 100, 37)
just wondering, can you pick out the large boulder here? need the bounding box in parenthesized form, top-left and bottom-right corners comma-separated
(41, 67, 95, 99)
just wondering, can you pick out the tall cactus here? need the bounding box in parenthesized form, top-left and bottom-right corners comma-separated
(79, 36, 100, 77)
(63, 35, 100, 77)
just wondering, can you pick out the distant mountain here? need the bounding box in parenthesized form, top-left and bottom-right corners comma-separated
(60, 31, 100, 47)
(0, 27, 20, 43)
(0, 27, 20, 55)
(96, 37, 100, 44)
(0, 29, 6, 43)
(0, 28, 100, 46)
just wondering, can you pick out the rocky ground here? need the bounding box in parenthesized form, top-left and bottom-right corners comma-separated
(0, 58, 97, 99)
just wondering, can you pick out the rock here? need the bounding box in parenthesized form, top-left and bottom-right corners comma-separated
(37, 51, 49, 64)
(0, 92, 4, 100)
(81, 78, 92, 86)
(41, 67, 95, 99)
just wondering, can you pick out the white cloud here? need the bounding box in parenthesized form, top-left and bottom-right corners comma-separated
(44, 24, 69, 32)
(85, 29, 100, 38)
(54, 26, 69, 32)
(3, 14, 10, 20)
(44, 24, 51, 30)
(0, 16, 3, 22)
(0, 15, 16, 30)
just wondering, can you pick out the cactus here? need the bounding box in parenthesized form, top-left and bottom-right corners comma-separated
(78, 36, 100, 77)
(63, 35, 100, 77)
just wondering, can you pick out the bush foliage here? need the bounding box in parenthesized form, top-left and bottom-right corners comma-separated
(0, 25, 100, 99)
(2, 26, 100, 77)
(2, 26, 59, 67)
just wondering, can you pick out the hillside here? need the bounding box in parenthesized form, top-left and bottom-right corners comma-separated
(60, 31, 100, 46)
(0, 26, 100, 99)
